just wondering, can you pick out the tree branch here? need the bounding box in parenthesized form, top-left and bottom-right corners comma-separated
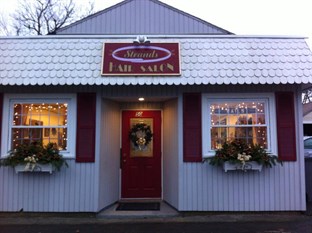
(7, 0, 95, 35)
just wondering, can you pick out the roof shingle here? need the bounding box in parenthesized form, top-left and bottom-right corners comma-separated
(0, 36, 312, 86)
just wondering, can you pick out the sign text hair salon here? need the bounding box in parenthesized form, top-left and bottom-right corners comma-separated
(102, 43, 180, 75)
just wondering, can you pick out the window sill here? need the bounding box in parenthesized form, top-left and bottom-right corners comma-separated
(202, 151, 216, 158)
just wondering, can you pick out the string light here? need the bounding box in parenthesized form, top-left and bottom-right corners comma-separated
(210, 101, 268, 148)
(11, 102, 69, 149)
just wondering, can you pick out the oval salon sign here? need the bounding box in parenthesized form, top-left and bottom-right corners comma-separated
(102, 43, 181, 76)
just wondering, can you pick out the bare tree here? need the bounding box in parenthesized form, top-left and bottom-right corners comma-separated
(5, 0, 94, 36)
(0, 14, 11, 36)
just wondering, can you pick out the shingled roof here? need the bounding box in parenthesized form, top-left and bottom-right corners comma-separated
(55, 0, 232, 35)
(0, 35, 312, 86)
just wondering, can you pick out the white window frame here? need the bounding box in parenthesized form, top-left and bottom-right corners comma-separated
(1, 94, 77, 158)
(202, 93, 277, 158)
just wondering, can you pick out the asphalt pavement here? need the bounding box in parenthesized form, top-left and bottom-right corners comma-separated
(1, 203, 312, 233)
(0, 221, 311, 233)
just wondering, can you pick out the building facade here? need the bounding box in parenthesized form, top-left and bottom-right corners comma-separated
(0, 0, 311, 212)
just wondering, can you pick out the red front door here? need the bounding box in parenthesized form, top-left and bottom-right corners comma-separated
(121, 110, 161, 198)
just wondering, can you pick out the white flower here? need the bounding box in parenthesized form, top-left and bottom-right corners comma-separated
(237, 153, 252, 164)
(24, 155, 38, 164)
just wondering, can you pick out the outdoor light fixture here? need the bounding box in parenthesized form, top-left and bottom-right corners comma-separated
(138, 97, 145, 101)
(133, 35, 150, 44)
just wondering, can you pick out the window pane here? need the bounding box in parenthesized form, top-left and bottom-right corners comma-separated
(211, 114, 219, 126)
(257, 102, 265, 113)
(257, 114, 266, 124)
(13, 104, 22, 126)
(236, 116, 248, 125)
(254, 127, 267, 147)
(29, 117, 42, 125)
(249, 114, 257, 124)
(304, 138, 312, 149)
(211, 127, 227, 149)
(12, 127, 43, 149)
(235, 127, 249, 138)
(43, 128, 68, 150)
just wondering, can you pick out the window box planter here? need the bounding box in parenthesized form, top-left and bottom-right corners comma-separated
(204, 139, 282, 171)
(14, 163, 54, 174)
(223, 161, 263, 172)
(0, 142, 68, 173)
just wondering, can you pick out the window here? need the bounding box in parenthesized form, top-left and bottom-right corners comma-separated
(202, 94, 276, 157)
(1, 94, 76, 158)
(304, 137, 312, 149)
(12, 103, 68, 150)
(210, 101, 267, 149)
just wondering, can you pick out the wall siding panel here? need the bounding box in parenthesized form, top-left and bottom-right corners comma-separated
(0, 161, 97, 212)
(56, 0, 229, 35)
(163, 99, 179, 208)
(179, 156, 305, 211)
(98, 99, 120, 211)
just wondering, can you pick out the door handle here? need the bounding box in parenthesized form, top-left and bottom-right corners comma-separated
(120, 150, 127, 169)
(120, 149, 122, 169)
(123, 153, 127, 161)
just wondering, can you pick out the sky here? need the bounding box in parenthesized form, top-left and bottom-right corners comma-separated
(0, 0, 311, 48)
